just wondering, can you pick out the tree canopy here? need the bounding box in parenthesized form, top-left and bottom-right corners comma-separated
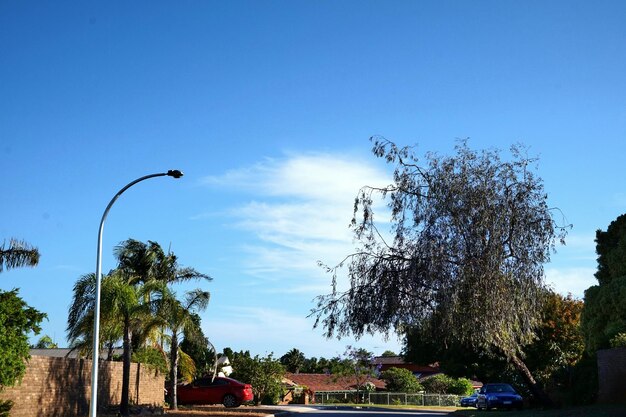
(280, 348, 306, 373)
(0, 289, 46, 389)
(313, 138, 568, 405)
(582, 213, 626, 353)
(379, 367, 423, 393)
(230, 351, 285, 405)
(0, 238, 44, 416)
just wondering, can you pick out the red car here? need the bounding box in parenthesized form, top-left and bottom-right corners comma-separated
(177, 376, 253, 407)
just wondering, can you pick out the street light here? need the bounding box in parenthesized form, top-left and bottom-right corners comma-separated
(89, 170, 183, 417)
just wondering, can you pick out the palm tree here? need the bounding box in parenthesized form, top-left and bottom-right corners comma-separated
(114, 239, 209, 416)
(67, 273, 124, 360)
(280, 348, 306, 374)
(0, 238, 39, 273)
(153, 285, 210, 410)
(67, 239, 209, 417)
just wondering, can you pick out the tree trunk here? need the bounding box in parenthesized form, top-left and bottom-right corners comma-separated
(120, 318, 132, 416)
(510, 354, 554, 408)
(169, 331, 179, 410)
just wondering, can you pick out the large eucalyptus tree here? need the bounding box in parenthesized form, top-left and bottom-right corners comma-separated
(312, 138, 569, 406)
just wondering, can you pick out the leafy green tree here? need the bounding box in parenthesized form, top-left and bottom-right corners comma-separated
(0, 290, 46, 415)
(610, 333, 626, 348)
(66, 272, 125, 360)
(32, 335, 58, 349)
(332, 346, 376, 403)
(131, 346, 168, 374)
(231, 352, 285, 405)
(582, 214, 626, 354)
(221, 347, 234, 363)
(447, 377, 474, 396)
(421, 374, 451, 394)
(180, 315, 215, 378)
(380, 367, 422, 392)
(594, 213, 626, 285)
(313, 139, 568, 406)
(381, 350, 397, 357)
(405, 290, 584, 400)
(0, 238, 43, 417)
(523, 291, 584, 384)
(421, 374, 472, 395)
(280, 348, 306, 373)
(0, 239, 39, 273)
(153, 285, 210, 410)
(301, 357, 320, 373)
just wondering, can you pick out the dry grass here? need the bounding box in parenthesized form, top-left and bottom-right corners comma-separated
(166, 406, 274, 417)
(99, 405, 279, 417)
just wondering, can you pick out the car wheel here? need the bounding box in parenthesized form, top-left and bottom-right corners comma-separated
(223, 394, 240, 408)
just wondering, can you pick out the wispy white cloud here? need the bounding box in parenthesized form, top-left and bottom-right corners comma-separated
(203, 153, 390, 203)
(201, 152, 392, 293)
(544, 267, 596, 299)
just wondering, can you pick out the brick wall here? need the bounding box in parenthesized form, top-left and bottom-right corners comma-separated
(0, 355, 164, 417)
(597, 347, 626, 403)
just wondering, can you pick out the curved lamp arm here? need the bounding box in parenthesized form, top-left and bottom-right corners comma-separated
(89, 170, 183, 417)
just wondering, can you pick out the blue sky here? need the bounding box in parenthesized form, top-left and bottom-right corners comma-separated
(2, 1, 626, 359)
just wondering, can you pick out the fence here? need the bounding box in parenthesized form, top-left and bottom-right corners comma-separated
(314, 390, 461, 407)
(0, 355, 164, 417)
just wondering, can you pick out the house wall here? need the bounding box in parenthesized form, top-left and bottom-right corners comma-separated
(597, 347, 626, 403)
(0, 355, 164, 417)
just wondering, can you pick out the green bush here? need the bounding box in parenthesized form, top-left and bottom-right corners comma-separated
(609, 332, 626, 348)
(0, 399, 13, 417)
(380, 367, 423, 393)
(447, 377, 474, 395)
(421, 374, 452, 394)
(132, 346, 168, 374)
(421, 374, 473, 395)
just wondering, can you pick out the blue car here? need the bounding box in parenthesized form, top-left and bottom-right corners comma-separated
(476, 383, 523, 410)
(460, 392, 478, 407)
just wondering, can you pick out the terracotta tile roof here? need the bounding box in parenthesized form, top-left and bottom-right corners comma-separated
(285, 373, 386, 393)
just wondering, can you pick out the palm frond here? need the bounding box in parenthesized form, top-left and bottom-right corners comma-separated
(178, 350, 197, 383)
(0, 238, 40, 273)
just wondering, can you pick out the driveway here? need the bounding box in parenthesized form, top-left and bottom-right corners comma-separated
(262, 405, 454, 417)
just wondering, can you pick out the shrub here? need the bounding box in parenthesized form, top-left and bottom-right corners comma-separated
(421, 374, 473, 395)
(380, 367, 423, 393)
(609, 332, 626, 348)
(447, 377, 474, 396)
(132, 346, 168, 374)
(421, 374, 452, 394)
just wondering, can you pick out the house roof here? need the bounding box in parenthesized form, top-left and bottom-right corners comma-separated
(374, 356, 440, 373)
(285, 373, 386, 393)
(374, 356, 409, 365)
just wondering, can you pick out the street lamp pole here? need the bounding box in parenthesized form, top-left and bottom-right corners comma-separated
(89, 170, 183, 417)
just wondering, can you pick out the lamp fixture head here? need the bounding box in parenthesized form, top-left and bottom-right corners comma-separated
(167, 170, 184, 179)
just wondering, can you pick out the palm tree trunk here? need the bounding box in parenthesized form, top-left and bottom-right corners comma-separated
(120, 317, 132, 416)
(510, 354, 554, 408)
(169, 331, 179, 410)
